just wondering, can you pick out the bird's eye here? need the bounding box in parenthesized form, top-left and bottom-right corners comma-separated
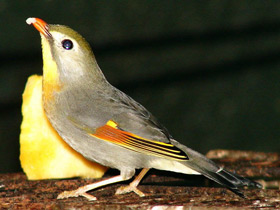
(62, 39, 73, 50)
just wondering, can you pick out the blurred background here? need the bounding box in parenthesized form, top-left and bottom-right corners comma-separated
(0, 1, 280, 173)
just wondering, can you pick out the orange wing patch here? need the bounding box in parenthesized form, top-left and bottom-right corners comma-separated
(90, 120, 188, 161)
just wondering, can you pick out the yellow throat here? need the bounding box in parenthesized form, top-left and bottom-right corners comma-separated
(41, 35, 62, 101)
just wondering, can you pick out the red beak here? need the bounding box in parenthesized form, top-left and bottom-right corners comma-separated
(26, 17, 52, 38)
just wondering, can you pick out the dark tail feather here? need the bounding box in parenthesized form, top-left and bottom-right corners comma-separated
(172, 141, 262, 198)
(203, 168, 262, 198)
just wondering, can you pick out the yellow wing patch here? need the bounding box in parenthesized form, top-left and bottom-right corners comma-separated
(90, 120, 188, 161)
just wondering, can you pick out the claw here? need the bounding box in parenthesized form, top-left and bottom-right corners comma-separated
(57, 189, 97, 201)
(116, 185, 145, 197)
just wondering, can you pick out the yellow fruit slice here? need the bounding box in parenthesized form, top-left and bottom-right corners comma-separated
(20, 75, 107, 180)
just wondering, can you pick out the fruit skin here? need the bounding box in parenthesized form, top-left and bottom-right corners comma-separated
(20, 75, 107, 180)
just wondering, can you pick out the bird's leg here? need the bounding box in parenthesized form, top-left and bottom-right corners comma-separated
(57, 175, 126, 201)
(115, 168, 149, 197)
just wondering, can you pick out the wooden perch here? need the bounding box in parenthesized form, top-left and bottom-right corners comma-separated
(0, 150, 280, 209)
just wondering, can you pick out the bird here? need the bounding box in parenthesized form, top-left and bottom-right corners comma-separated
(26, 17, 262, 201)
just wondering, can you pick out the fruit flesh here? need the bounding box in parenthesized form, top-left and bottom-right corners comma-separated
(20, 75, 107, 180)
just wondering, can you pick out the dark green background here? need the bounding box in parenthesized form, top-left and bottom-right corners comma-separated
(1, 1, 280, 173)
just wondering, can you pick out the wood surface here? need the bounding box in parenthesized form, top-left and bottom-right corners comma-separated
(1, 150, 279, 209)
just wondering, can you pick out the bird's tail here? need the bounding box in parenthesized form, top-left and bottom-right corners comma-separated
(196, 165, 261, 198)
(171, 140, 262, 197)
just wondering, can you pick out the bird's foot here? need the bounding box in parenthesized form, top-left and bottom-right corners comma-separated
(115, 168, 149, 197)
(115, 184, 145, 197)
(57, 175, 128, 201)
(57, 189, 97, 201)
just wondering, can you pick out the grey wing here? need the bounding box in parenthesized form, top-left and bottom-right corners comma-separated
(67, 85, 173, 144)
(110, 87, 173, 143)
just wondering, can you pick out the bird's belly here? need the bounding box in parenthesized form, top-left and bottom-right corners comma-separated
(53, 122, 149, 170)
